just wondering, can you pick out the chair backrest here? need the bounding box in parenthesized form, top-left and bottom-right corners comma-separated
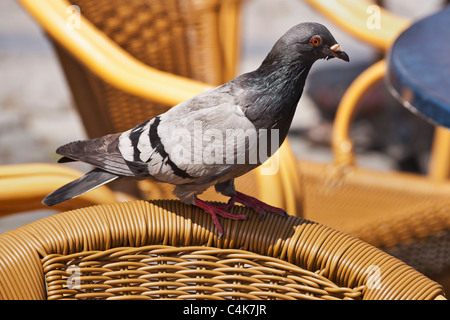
(0, 200, 445, 300)
(56, 0, 243, 137)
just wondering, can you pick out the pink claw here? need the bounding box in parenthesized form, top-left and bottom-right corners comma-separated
(228, 191, 288, 220)
(194, 198, 248, 238)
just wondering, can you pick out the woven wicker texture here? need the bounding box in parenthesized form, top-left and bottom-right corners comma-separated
(42, 246, 365, 300)
(297, 160, 450, 290)
(0, 200, 444, 300)
(61, 0, 235, 136)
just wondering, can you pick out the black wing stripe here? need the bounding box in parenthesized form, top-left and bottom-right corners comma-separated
(129, 121, 148, 162)
(149, 116, 194, 180)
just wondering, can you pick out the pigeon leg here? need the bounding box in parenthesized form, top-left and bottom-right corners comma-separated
(194, 198, 248, 238)
(227, 191, 288, 220)
(216, 198, 237, 211)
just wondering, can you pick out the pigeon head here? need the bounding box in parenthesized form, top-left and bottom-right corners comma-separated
(262, 22, 349, 68)
(241, 22, 349, 144)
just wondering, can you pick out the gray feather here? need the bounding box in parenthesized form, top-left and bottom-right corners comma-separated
(56, 133, 136, 176)
(42, 168, 118, 206)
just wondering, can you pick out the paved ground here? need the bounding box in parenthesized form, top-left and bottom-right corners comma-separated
(0, 0, 443, 233)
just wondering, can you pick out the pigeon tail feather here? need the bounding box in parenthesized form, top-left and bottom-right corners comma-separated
(42, 168, 118, 206)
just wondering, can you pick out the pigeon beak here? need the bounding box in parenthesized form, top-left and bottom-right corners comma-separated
(325, 44, 350, 62)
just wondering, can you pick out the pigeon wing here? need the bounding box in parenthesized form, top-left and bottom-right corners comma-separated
(56, 133, 138, 176)
(117, 86, 258, 185)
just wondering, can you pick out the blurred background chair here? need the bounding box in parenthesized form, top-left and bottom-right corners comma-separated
(304, 0, 450, 180)
(16, 0, 449, 293)
(0, 200, 445, 300)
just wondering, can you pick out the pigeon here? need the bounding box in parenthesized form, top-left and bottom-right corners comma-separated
(43, 22, 349, 237)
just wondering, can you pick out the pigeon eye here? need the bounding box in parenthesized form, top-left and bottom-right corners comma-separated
(310, 36, 322, 47)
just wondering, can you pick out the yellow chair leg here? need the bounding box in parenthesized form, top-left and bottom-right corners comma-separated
(429, 126, 450, 181)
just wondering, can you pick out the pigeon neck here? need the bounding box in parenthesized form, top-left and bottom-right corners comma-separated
(245, 58, 314, 132)
(257, 59, 313, 99)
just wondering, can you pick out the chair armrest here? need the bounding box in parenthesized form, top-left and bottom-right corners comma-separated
(18, 0, 211, 106)
(0, 163, 117, 216)
(332, 59, 386, 166)
(304, 0, 410, 51)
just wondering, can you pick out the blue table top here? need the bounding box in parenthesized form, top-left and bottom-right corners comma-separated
(387, 6, 450, 128)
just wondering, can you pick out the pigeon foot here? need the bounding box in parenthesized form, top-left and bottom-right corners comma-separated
(226, 191, 288, 220)
(194, 198, 248, 238)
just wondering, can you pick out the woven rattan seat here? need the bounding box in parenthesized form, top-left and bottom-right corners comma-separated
(0, 200, 445, 300)
(42, 246, 365, 300)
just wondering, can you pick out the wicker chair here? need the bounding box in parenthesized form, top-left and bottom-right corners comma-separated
(304, 0, 450, 179)
(17, 0, 449, 293)
(0, 200, 445, 300)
